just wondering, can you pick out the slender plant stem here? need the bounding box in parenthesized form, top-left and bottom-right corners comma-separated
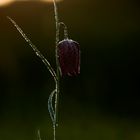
(53, 0, 60, 44)
(53, 0, 60, 140)
(59, 22, 68, 39)
(7, 16, 59, 140)
(8, 1, 62, 139)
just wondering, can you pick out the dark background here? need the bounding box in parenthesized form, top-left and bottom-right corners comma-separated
(0, 0, 140, 140)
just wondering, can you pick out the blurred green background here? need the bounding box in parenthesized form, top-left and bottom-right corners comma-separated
(0, 0, 140, 140)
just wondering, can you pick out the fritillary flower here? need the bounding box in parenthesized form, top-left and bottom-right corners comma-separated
(57, 39, 80, 76)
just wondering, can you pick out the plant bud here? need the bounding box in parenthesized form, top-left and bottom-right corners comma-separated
(57, 39, 80, 76)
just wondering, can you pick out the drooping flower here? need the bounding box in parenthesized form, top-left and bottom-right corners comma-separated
(57, 39, 80, 76)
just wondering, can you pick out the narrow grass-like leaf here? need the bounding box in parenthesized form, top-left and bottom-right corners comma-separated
(7, 16, 57, 83)
(48, 89, 56, 124)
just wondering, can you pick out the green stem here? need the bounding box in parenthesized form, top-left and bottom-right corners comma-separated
(53, 0, 60, 44)
(53, 0, 60, 140)
(7, 1, 62, 139)
(59, 22, 69, 39)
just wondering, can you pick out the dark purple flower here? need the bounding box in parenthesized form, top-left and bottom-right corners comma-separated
(57, 39, 80, 76)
